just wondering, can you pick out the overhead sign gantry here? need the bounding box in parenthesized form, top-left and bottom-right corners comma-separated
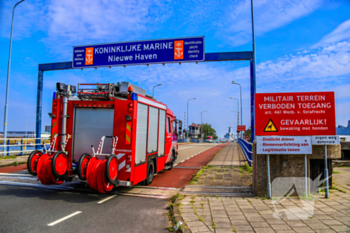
(36, 36, 257, 144)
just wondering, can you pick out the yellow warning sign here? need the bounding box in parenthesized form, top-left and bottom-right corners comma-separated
(264, 119, 278, 132)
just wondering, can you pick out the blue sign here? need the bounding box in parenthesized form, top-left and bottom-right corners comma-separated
(72, 37, 205, 69)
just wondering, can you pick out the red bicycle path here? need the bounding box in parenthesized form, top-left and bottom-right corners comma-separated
(0, 143, 228, 189)
(149, 143, 227, 188)
(0, 164, 27, 173)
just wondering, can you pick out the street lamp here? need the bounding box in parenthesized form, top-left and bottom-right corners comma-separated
(231, 110, 237, 140)
(3, 0, 25, 155)
(229, 97, 239, 139)
(187, 98, 196, 140)
(152, 84, 162, 97)
(200, 111, 207, 143)
(232, 81, 242, 138)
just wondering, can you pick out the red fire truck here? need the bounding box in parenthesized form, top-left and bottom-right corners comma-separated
(27, 82, 181, 193)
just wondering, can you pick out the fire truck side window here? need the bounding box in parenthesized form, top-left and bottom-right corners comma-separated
(158, 110, 166, 157)
(148, 107, 159, 154)
(167, 117, 171, 133)
(135, 103, 148, 165)
(173, 120, 177, 134)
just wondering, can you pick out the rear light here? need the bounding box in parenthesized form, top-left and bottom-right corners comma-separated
(128, 108, 133, 113)
(128, 103, 133, 107)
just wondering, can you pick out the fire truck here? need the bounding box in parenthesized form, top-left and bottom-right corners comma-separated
(27, 82, 181, 193)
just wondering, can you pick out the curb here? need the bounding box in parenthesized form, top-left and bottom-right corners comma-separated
(174, 198, 191, 233)
(0, 161, 27, 168)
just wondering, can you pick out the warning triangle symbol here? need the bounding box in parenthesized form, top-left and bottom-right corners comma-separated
(264, 119, 278, 132)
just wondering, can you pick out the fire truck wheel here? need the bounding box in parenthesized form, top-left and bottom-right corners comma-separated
(105, 155, 119, 185)
(78, 153, 91, 180)
(52, 152, 68, 178)
(167, 152, 175, 170)
(145, 161, 155, 185)
(27, 150, 43, 176)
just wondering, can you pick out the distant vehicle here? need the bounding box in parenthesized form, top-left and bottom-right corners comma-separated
(206, 136, 213, 143)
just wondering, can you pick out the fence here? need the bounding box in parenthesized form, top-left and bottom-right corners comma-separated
(237, 138, 253, 166)
(0, 138, 50, 157)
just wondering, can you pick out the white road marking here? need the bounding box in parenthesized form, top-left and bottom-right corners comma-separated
(97, 195, 117, 204)
(48, 211, 82, 226)
(178, 146, 194, 150)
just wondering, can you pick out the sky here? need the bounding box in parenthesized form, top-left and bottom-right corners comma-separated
(0, 0, 349, 137)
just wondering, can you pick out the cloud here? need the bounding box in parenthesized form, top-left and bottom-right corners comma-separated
(223, 0, 323, 46)
(227, 39, 350, 91)
(313, 19, 350, 47)
(0, 0, 47, 39)
(41, 0, 171, 58)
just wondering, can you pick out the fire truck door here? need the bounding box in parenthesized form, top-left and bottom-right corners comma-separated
(164, 116, 172, 163)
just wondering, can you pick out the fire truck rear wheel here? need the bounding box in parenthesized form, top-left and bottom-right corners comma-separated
(145, 161, 155, 185)
(27, 150, 43, 176)
(52, 152, 68, 179)
(78, 153, 91, 180)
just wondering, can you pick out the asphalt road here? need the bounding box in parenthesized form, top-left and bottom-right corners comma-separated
(0, 185, 169, 233)
(0, 143, 222, 233)
(175, 143, 219, 166)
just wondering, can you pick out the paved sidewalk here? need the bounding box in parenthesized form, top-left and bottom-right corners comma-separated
(208, 143, 246, 166)
(179, 167, 350, 233)
(0, 156, 28, 168)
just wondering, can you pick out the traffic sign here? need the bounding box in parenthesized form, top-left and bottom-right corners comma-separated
(256, 136, 312, 154)
(73, 37, 205, 69)
(255, 92, 336, 136)
(237, 125, 246, 132)
(311, 135, 339, 145)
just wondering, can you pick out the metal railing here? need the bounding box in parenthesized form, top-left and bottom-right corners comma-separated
(0, 138, 50, 157)
(237, 138, 253, 166)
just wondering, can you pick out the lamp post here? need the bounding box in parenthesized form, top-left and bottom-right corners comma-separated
(231, 111, 237, 140)
(3, 0, 25, 155)
(200, 111, 207, 143)
(229, 97, 239, 139)
(187, 98, 196, 140)
(232, 81, 242, 138)
(152, 84, 162, 97)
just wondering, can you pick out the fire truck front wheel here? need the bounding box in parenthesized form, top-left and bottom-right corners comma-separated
(27, 150, 43, 176)
(167, 152, 175, 170)
(144, 161, 155, 185)
(78, 153, 91, 180)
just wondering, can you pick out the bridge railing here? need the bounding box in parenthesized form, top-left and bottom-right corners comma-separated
(0, 138, 50, 157)
(237, 138, 253, 166)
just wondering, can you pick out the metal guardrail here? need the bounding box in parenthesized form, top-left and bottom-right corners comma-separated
(0, 138, 50, 157)
(237, 138, 253, 166)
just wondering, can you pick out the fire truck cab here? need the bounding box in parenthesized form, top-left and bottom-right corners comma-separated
(27, 82, 181, 193)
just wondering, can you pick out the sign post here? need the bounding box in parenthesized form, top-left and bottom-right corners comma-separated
(312, 135, 339, 198)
